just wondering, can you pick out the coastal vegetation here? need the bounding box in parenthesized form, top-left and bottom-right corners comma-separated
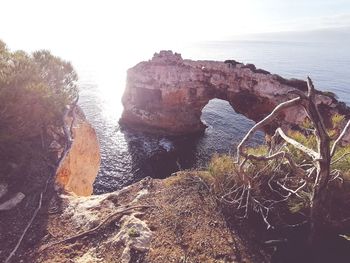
(0, 39, 78, 142)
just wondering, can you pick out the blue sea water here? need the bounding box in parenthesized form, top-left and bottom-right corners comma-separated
(78, 40, 350, 194)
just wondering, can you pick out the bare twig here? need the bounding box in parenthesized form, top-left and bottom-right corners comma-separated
(331, 119, 350, 157)
(236, 97, 301, 163)
(276, 180, 307, 198)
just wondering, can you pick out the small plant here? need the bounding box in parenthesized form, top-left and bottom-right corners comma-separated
(331, 113, 345, 128)
(246, 145, 269, 156)
(208, 154, 236, 178)
(208, 154, 238, 195)
(128, 228, 140, 238)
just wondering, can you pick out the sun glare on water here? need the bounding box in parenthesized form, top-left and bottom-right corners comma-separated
(96, 69, 126, 120)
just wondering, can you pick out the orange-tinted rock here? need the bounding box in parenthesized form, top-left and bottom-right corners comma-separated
(55, 108, 100, 196)
(120, 50, 349, 135)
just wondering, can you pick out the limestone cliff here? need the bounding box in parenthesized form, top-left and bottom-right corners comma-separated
(120, 50, 349, 135)
(55, 106, 101, 196)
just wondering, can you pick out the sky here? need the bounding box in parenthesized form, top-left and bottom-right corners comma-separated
(1, 0, 350, 69)
(1, 0, 349, 119)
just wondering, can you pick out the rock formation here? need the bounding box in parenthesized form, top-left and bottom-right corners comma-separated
(120, 50, 349, 135)
(55, 107, 101, 196)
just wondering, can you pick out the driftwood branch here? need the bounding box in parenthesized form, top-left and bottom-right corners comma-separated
(306, 77, 328, 134)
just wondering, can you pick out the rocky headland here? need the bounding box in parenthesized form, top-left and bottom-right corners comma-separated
(120, 50, 350, 137)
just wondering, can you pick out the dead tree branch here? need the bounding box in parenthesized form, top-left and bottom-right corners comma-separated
(236, 97, 301, 163)
(233, 76, 350, 238)
(275, 128, 318, 159)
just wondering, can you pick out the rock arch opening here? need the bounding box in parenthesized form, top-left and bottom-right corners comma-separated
(200, 98, 264, 154)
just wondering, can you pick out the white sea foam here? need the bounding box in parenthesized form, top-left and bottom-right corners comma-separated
(159, 138, 174, 152)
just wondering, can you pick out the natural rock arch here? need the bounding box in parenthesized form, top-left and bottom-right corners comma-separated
(120, 51, 349, 136)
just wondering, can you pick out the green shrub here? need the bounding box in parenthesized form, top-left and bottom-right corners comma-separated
(0, 39, 78, 141)
(331, 113, 345, 128)
(246, 145, 269, 156)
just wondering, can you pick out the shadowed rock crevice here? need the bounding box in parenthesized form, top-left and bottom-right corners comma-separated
(120, 50, 350, 136)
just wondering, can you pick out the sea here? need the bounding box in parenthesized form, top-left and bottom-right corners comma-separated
(77, 38, 350, 194)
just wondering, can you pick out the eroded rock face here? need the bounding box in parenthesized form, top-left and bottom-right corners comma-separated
(121, 50, 349, 135)
(55, 107, 101, 196)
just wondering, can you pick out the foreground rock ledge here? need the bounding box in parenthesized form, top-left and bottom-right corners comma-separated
(35, 173, 267, 263)
(120, 50, 349, 135)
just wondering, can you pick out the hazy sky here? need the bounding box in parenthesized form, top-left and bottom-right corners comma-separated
(1, 0, 349, 68)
